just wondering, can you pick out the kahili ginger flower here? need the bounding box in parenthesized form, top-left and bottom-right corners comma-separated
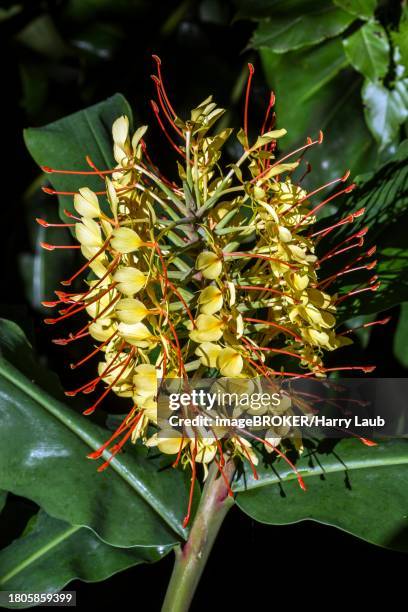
(38, 57, 388, 526)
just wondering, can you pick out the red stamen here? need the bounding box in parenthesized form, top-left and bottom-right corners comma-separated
(151, 75, 183, 137)
(40, 242, 80, 250)
(60, 237, 110, 285)
(251, 133, 322, 184)
(150, 100, 186, 158)
(152, 55, 178, 119)
(322, 366, 376, 374)
(42, 165, 116, 176)
(42, 186, 106, 196)
(36, 218, 75, 228)
(70, 330, 118, 369)
(311, 208, 365, 238)
(293, 184, 356, 230)
(339, 316, 391, 336)
(241, 429, 307, 491)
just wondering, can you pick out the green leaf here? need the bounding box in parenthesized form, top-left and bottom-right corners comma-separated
(0, 318, 197, 547)
(0, 511, 170, 604)
(0, 492, 7, 515)
(325, 141, 408, 319)
(333, 0, 377, 20)
(394, 303, 408, 368)
(260, 40, 377, 186)
(343, 22, 390, 82)
(251, 4, 354, 53)
(235, 439, 408, 551)
(391, 12, 408, 74)
(362, 78, 408, 150)
(24, 93, 133, 224)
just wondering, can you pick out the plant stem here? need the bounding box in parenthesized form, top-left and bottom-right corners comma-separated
(161, 460, 235, 612)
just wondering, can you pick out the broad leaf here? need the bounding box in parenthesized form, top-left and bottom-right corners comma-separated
(260, 41, 377, 186)
(362, 78, 408, 150)
(251, 3, 354, 54)
(0, 492, 6, 514)
(391, 13, 408, 73)
(333, 0, 377, 20)
(324, 141, 408, 319)
(235, 439, 408, 552)
(343, 22, 390, 82)
(394, 303, 408, 368)
(0, 510, 170, 605)
(0, 319, 197, 547)
(24, 93, 132, 224)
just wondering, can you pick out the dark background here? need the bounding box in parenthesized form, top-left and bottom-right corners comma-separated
(0, 0, 406, 609)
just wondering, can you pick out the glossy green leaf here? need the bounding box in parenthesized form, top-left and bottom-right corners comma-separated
(0, 318, 196, 547)
(260, 41, 377, 186)
(343, 22, 390, 82)
(24, 93, 132, 224)
(362, 78, 408, 150)
(251, 4, 354, 53)
(333, 0, 377, 20)
(235, 439, 408, 551)
(394, 303, 408, 368)
(0, 511, 170, 605)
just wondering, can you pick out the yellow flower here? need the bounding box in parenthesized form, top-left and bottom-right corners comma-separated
(195, 342, 222, 368)
(133, 364, 157, 399)
(189, 314, 224, 343)
(74, 188, 101, 218)
(115, 299, 150, 324)
(75, 218, 102, 247)
(113, 267, 147, 296)
(217, 347, 243, 377)
(198, 285, 223, 314)
(196, 251, 223, 279)
(118, 322, 156, 348)
(111, 227, 145, 253)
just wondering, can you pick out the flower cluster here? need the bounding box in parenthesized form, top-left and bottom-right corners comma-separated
(39, 58, 385, 525)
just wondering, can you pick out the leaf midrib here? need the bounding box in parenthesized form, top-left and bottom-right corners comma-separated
(234, 448, 408, 492)
(0, 359, 185, 540)
(0, 525, 80, 586)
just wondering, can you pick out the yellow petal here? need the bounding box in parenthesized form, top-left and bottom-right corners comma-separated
(133, 364, 157, 398)
(189, 314, 224, 343)
(89, 319, 116, 342)
(75, 218, 102, 247)
(196, 251, 223, 280)
(115, 298, 149, 324)
(112, 115, 129, 146)
(113, 267, 146, 296)
(74, 188, 100, 218)
(111, 227, 144, 253)
(217, 347, 243, 376)
(198, 286, 223, 315)
(195, 342, 222, 368)
(118, 322, 154, 347)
